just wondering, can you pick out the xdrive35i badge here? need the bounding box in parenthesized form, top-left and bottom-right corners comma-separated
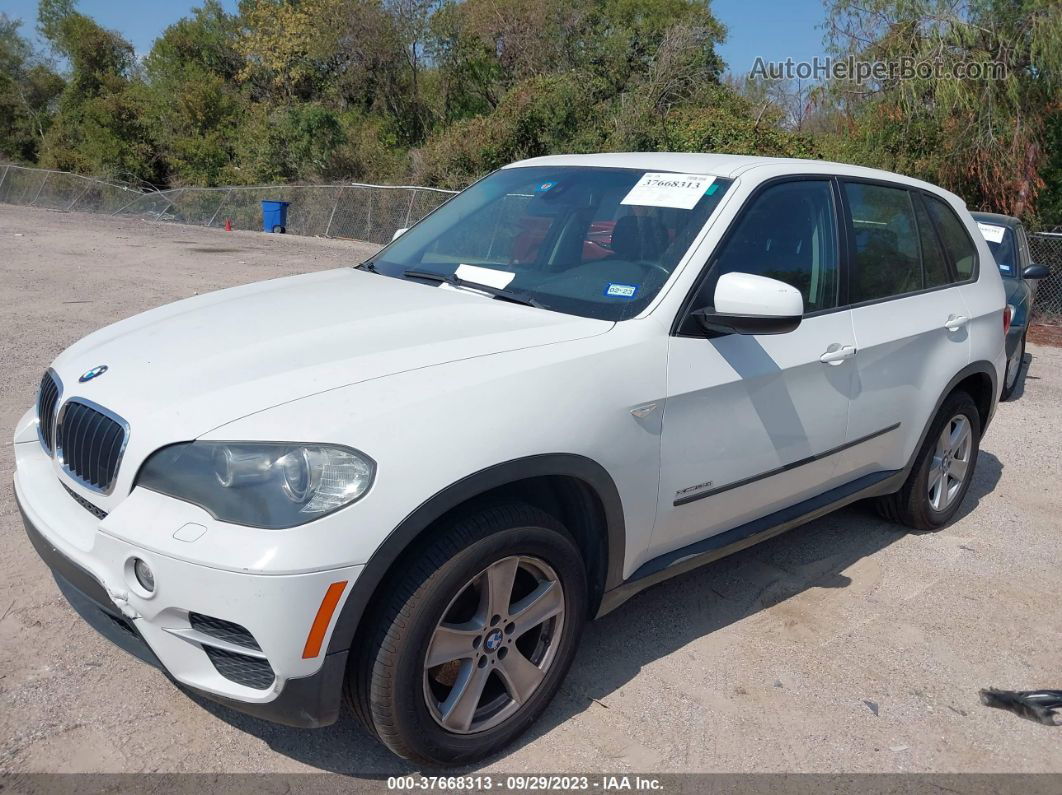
(79, 365, 108, 383)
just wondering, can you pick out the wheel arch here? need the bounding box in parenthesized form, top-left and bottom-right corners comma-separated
(325, 454, 626, 656)
(907, 361, 998, 475)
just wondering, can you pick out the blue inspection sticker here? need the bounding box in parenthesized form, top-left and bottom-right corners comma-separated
(999, 264, 1013, 273)
(604, 282, 639, 298)
(705, 183, 719, 195)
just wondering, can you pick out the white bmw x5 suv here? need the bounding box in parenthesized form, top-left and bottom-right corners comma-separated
(15, 153, 1005, 765)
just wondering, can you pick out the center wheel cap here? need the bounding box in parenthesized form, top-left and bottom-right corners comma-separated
(484, 629, 504, 653)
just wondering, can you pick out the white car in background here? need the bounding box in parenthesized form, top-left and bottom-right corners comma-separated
(15, 153, 1005, 766)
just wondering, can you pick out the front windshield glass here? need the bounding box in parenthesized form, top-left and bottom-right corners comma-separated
(367, 166, 732, 321)
(980, 223, 1017, 277)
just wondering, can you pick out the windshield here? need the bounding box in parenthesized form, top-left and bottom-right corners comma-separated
(366, 166, 732, 321)
(977, 221, 1017, 278)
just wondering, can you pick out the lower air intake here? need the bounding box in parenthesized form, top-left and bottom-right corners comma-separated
(202, 645, 276, 690)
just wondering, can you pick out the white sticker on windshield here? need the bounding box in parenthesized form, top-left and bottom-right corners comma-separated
(454, 263, 516, 289)
(977, 222, 1006, 244)
(620, 173, 716, 210)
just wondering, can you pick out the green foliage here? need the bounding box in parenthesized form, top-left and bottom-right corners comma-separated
(822, 0, 1062, 219)
(0, 0, 1056, 226)
(0, 14, 64, 163)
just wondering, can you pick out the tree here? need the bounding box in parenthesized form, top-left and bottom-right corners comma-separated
(822, 0, 1062, 218)
(35, 0, 161, 184)
(0, 14, 64, 163)
(144, 1, 245, 185)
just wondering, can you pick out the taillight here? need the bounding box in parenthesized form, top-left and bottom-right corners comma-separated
(1003, 305, 1014, 335)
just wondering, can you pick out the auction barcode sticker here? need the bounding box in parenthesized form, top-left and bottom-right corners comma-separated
(621, 173, 716, 209)
(977, 222, 1006, 244)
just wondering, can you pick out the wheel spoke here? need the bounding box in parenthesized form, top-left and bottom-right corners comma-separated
(948, 417, 969, 453)
(928, 464, 944, 494)
(485, 557, 519, 618)
(949, 456, 968, 483)
(496, 648, 544, 705)
(509, 580, 563, 638)
(930, 471, 945, 511)
(439, 660, 491, 732)
(426, 622, 481, 668)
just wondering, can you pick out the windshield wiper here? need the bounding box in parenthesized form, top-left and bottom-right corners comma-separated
(355, 260, 379, 273)
(402, 269, 547, 309)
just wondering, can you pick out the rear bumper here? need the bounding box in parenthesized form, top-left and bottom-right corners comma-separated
(15, 471, 352, 729)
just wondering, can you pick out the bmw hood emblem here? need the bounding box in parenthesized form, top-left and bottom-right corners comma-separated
(79, 365, 108, 383)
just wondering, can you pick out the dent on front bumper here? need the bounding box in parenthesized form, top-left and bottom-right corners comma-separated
(13, 438, 362, 729)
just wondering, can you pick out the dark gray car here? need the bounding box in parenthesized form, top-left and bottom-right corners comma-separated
(971, 212, 1050, 400)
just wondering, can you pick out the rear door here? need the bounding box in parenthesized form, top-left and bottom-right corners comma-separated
(842, 181, 972, 478)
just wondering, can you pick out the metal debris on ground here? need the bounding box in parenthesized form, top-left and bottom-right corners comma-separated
(979, 688, 1062, 726)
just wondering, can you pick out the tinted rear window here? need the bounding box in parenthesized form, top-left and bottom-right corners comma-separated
(925, 196, 977, 279)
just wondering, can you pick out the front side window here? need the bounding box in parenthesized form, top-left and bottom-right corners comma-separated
(686, 179, 839, 318)
(925, 195, 977, 279)
(845, 182, 923, 302)
(367, 167, 732, 321)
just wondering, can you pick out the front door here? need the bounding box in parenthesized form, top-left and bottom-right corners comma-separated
(650, 178, 858, 559)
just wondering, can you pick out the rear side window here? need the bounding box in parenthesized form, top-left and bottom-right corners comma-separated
(844, 182, 922, 302)
(924, 195, 977, 279)
(696, 179, 839, 313)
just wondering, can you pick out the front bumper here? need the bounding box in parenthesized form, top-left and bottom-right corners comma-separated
(14, 440, 362, 729)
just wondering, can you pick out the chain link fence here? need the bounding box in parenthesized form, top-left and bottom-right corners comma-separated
(0, 164, 456, 245)
(1029, 233, 1062, 322)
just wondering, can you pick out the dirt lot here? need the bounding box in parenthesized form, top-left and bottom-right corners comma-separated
(1, 205, 1060, 777)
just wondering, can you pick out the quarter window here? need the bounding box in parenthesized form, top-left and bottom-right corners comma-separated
(913, 194, 951, 288)
(693, 180, 839, 315)
(924, 195, 977, 279)
(844, 182, 923, 302)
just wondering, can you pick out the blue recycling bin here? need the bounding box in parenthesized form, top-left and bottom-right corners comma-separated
(261, 200, 290, 233)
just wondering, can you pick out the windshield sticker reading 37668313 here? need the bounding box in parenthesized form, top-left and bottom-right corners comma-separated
(621, 173, 716, 210)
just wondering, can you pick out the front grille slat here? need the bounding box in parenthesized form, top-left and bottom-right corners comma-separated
(36, 371, 61, 453)
(96, 423, 120, 487)
(55, 400, 127, 494)
(86, 410, 106, 485)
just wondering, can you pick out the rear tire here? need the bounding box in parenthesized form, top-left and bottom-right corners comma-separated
(346, 503, 587, 766)
(875, 390, 981, 531)
(1000, 330, 1026, 401)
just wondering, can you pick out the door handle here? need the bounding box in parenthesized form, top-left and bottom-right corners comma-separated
(820, 344, 857, 365)
(944, 314, 969, 331)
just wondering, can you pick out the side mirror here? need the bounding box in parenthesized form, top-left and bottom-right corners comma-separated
(692, 272, 803, 336)
(1022, 263, 1050, 280)
(391, 227, 408, 241)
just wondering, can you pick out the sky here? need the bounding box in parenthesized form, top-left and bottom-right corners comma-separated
(0, 0, 828, 76)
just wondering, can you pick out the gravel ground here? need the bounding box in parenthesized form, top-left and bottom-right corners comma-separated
(1, 205, 1060, 777)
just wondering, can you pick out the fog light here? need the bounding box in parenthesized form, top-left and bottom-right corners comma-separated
(133, 558, 155, 593)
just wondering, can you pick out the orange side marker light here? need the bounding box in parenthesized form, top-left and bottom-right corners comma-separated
(302, 580, 348, 659)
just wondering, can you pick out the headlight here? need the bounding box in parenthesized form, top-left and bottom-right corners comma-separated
(137, 442, 375, 529)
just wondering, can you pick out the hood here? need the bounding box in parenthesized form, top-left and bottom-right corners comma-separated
(51, 268, 611, 442)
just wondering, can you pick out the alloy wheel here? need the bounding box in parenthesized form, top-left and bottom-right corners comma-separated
(928, 414, 972, 512)
(423, 555, 565, 734)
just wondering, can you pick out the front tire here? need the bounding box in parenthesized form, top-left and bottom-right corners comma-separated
(347, 503, 587, 766)
(875, 390, 981, 531)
